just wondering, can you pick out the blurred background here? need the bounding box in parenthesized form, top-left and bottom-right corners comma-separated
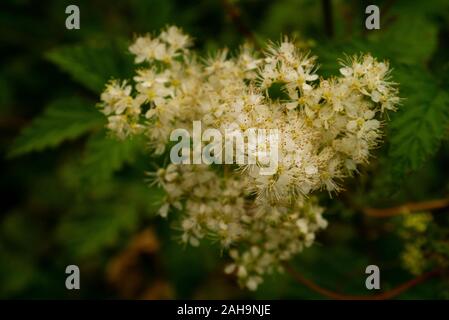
(2, 0, 449, 299)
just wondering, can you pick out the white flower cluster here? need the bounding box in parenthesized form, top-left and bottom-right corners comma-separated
(98, 26, 400, 290)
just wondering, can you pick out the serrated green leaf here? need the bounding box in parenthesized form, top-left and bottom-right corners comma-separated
(388, 65, 449, 176)
(81, 131, 142, 184)
(46, 39, 134, 93)
(8, 98, 104, 157)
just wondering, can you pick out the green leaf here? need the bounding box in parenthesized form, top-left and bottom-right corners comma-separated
(388, 65, 449, 177)
(46, 39, 134, 93)
(8, 98, 104, 157)
(81, 131, 142, 184)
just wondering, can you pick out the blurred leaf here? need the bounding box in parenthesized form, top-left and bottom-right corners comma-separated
(46, 39, 134, 93)
(57, 203, 139, 259)
(0, 213, 43, 298)
(8, 97, 104, 157)
(316, 14, 438, 77)
(369, 16, 438, 64)
(0, 247, 36, 298)
(259, 0, 321, 39)
(392, 0, 449, 16)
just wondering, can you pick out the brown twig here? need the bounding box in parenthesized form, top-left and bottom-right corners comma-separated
(363, 199, 449, 218)
(221, 0, 255, 42)
(283, 263, 442, 300)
